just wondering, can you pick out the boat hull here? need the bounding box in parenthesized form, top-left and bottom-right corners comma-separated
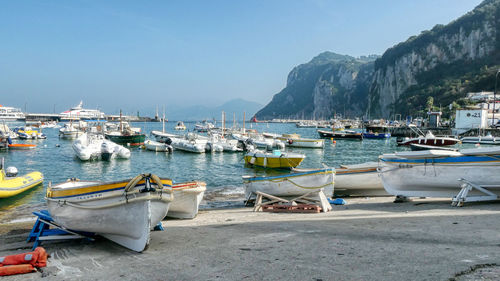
(335, 163, 386, 196)
(243, 168, 334, 199)
(105, 134, 146, 146)
(167, 181, 206, 219)
(0, 171, 44, 198)
(46, 177, 173, 252)
(379, 154, 500, 198)
(318, 130, 363, 139)
(244, 151, 305, 168)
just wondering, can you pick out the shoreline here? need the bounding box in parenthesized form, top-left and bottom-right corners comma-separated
(1, 197, 500, 280)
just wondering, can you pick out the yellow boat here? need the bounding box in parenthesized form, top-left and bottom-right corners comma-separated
(0, 162, 44, 198)
(244, 150, 305, 168)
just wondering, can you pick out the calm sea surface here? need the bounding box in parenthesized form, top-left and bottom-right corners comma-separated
(0, 121, 436, 222)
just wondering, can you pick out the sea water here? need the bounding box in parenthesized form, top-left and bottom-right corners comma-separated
(0, 121, 409, 222)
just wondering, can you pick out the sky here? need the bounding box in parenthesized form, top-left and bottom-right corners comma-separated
(0, 0, 483, 116)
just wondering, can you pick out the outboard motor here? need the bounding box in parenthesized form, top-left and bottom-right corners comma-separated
(165, 137, 172, 145)
(5, 166, 18, 177)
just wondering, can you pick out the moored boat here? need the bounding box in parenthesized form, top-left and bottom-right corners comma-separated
(0, 159, 43, 198)
(8, 143, 36, 150)
(46, 174, 173, 252)
(59, 123, 84, 140)
(378, 147, 500, 199)
(317, 129, 363, 140)
(244, 150, 305, 168)
(243, 167, 334, 201)
(460, 133, 500, 145)
(174, 121, 186, 131)
(397, 131, 460, 146)
(73, 133, 131, 161)
(167, 181, 206, 219)
(144, 139, 173, 152)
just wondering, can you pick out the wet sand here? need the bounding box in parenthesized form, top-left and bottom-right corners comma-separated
(1, 197, 500, 280)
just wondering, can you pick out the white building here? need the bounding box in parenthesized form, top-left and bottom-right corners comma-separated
(454, 109, 488, 135)
(466, 91, 495, 102)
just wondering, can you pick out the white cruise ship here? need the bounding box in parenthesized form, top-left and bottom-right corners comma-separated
(60, 101, 106, 120)
(0, 105, 26, 121)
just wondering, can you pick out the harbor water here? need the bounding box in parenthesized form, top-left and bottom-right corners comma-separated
(1, 121, 411, 223)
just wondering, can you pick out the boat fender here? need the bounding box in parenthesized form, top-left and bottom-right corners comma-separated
(7, 137, 12, 145)
(287, 139, 293, 145)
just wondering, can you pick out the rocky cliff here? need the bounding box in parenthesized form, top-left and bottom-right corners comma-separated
(255, 53, 377, 119)
(368, 0, 499, 118)
(256, 0, 500, 120)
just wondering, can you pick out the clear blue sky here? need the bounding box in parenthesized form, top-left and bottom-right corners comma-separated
(0, 0, 482, 115)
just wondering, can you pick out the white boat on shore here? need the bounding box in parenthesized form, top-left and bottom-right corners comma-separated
(243, 167, 334, 201)
(167, 181, 206, 219)
(378, 147, 500, 201)
(144, 139, 173, 152)
(46, 174, 174, 252)
(73, 133, 131, 161)
(335, 162, 386, 196)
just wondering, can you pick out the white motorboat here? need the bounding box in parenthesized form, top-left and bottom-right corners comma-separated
(59, 123, 84, 139)
(335, 162, 386, 196)
(206, 134, 242, 152)
(0, 124, 18, 139)
(167, 181, 206, 219)
(174, 121, 186, 131)
(275, 133, 325, 148)
(171, 136, 206, 153)
(73, 133, 131, 161)
(144, 139, 173, 152)
(194, 120, 215, 132)
(378, 147, 500, 200)
(460, 133, 500, 145)
(151, 130, 183, 143)
(233, 133, 285, 150)
(243, 167, 335, 200)
(46, 174, 174, 252)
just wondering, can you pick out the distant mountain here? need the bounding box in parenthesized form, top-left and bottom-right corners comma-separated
(166, 98, 263, 121)
(256, 0, 500, 120)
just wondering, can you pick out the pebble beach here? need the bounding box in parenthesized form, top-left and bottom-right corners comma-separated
(1, 197, 500, 280)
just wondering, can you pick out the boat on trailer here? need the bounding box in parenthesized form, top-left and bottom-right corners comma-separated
(379, 147, 500, 205)
(46, 174, 173, 252)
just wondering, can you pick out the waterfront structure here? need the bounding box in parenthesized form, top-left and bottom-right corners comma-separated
(0, 105, 25, 121)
